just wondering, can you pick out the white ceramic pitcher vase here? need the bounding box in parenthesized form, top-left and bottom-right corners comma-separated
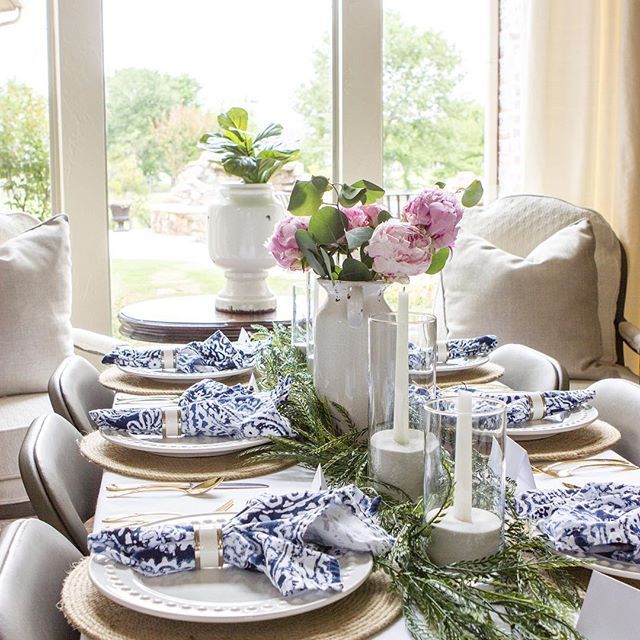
(313, 279, 391, 432)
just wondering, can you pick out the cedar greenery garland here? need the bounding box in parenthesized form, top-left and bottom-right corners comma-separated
(248, 326, 583, 639)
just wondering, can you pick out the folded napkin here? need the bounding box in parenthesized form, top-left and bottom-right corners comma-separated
(408, 387, 595, 427)
(408, 335, 498, 369)
(88, 485, 394, 596)
(516, 482, 640, 563)
(102, 329, 260, 373)
(89, 375, 294, 439)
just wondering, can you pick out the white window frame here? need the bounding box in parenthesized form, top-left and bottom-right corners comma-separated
(46, 0, 498, 333)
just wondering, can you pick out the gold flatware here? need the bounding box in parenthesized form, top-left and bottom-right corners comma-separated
(107, 476, 224, 497)
(101, 499, 236, 526)
(106, 479, 269, 493)
(543, 457, 633, 471)
(534, 460, 638, 478)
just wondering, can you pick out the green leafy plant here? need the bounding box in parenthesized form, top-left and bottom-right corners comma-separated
(199, 107, 300, 184)
(284, 175, 482, 282)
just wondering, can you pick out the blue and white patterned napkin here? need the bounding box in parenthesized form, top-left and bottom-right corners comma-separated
(408, 335, 498, 369)
(102, 329, 260, 373)
(516, 482, 640, 562)
(89, 375, 295, 439)
(409, 387, 595, 427)
(88, 485, 394, 596)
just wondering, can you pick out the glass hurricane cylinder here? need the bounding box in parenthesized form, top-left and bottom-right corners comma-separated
(291, 280, 310, 352)
(422, 394, 507, 565)
(368, 312, 437, 501)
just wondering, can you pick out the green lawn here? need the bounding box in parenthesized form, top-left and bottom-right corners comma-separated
(110, 259, 438, 339)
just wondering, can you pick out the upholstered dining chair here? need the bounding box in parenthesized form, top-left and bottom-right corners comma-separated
(19, 414, 102, 553)
(435, 195, 640, 388)
(490, 344, 569, 391)
(587, 378, 640, 466)
(0, 518, 81, 640)
(49, 355, 115, 435)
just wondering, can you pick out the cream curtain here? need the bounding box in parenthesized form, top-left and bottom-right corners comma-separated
(518, 0, 640, 372)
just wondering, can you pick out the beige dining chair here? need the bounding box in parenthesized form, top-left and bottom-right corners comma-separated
(49, 355, 115, 435)
(0, 518, 81, 640)
(490, 344, 569, 391)
(18, 414, 102, 553)
(587, 378, 640, 466)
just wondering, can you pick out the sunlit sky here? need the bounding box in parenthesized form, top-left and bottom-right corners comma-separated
(0, 0, 487, 140)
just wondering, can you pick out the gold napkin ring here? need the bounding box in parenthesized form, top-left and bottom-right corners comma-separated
(161, 407, 182, 438)
(194, 524, 224, 569)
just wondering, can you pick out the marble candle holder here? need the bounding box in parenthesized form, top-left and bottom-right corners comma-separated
(426, 506, 502, 565)
(369, 428, 424, 500)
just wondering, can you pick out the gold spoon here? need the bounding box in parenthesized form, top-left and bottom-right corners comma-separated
(107, 476, 224, 498)
(534, 460, 638, 478)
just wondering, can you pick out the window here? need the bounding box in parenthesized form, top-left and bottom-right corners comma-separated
(102, 0, 333, 330)
(0, 4, 51, 220)
(383, 0, 489, 200)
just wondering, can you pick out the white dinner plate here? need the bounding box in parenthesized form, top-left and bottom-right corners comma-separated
(100, 430, 270, 457)
(544, 541, 640, 581)
(436, 355, 490, 374)
(89, 514, 374, 623)
(117, 364, 253, 383)
(507, 405, 598, 441)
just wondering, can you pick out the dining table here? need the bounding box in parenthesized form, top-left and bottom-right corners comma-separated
(79, 388, 639, 639)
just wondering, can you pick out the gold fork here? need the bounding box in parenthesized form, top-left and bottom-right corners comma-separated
(102, 499, 235, 527)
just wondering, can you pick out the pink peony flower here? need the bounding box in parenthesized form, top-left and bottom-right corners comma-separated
(265, 215, 310, 270)
(402, 189, 463, 250)
(365, 220, 432, 283)
(341, 203, 385, 229)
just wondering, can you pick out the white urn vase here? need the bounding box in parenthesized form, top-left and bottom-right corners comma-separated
(314, 279, 391, 432)
(208, 183, 285, 312)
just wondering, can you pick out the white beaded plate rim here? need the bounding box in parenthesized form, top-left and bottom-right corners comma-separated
(88, 514, 374, 623)
(99, 431, 271, 458)
(546, 541, 640, 581)
(116, 364, 253, 382)
(507, 406, 598, 441)
(435, 355, 490, 373)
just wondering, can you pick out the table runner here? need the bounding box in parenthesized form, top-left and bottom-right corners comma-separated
(79, 431, 294, 481)
(61, 559, 402, 640)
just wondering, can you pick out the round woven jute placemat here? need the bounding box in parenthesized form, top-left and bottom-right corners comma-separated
(61, 559, 402, 640)
(80, 431, 294, 481)
(99, 367, 251, 396)
(437, 361, 504, 387)
(521, 420, 621, 462)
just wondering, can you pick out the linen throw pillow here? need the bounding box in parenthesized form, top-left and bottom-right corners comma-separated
(0, 215, 73, 395)
(439, 218, 615, 379)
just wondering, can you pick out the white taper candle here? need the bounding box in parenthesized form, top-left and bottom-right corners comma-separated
(453, 389, 473, 522)
(392, 289, 409, 445)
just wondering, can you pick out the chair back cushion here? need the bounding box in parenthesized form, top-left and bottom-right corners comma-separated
(0, 519, 80, 640)
(0, 214, 73, 395)
(49, 355, 114, 435)
(439, 218, 618, 379)
(441, 195, 622, 366)
(19, 414, 102, 553)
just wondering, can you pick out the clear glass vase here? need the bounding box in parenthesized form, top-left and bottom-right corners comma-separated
(422, 394, 507, 565)
(368, 312, 437, 501)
